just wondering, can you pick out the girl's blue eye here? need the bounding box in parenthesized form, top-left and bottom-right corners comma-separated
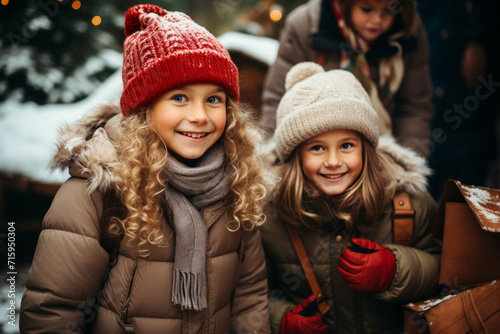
(173, 95, 186, 103)
(361, 7, 372, 13)
(311, 145, 323, 152)
(341, 143, 353, 150)
(207, 96, 222, 104)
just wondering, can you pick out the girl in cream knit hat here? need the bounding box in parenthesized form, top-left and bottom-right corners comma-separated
(260, 62, 441, 333)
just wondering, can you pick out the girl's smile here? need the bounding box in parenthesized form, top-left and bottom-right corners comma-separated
(300, 129, 363, 195)
(179, 132, 209, 139)
(320, 171, 348, 181)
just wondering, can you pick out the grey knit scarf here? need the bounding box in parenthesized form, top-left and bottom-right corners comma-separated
(165, 143, 229, 311)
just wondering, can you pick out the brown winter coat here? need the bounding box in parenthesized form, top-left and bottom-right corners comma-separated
(261, 0, 433, 158)
(260, 137, 441, 333)
(20, 104, 271, 334)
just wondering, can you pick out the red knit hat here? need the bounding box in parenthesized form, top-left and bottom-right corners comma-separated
(120, 5, 240, 116)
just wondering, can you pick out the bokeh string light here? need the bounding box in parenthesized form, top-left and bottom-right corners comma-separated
(269, 9, 282, 22)
(92, 16, 102, 26)
(269, 4, 283, 23)
(67, 0, 101, 26)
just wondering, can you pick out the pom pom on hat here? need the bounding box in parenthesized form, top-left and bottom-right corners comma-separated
(274, 62, 379, 162)
(120, 5, 239, 116)
(124, 5, 169, 37)
(285, 62, 325, 91)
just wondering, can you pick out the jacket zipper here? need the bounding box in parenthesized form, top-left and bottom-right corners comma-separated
(119, 260, 138, 332)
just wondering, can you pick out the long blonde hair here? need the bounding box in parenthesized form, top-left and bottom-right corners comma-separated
(111, 99, 266, 256)
(274, 134, 397, 230)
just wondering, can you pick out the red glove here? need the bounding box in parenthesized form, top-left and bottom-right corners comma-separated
(281, 295, 329, 334)
(337, 238, 396, 293)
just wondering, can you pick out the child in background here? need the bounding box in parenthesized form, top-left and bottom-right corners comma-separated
(20, 5, 270, 333)
(260, 62, 440, 333)
(261, 0, 433, 158)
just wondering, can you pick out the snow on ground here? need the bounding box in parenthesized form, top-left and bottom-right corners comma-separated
(0, 32, 278, 185)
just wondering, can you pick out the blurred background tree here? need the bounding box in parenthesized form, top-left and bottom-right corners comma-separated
(0, 0, 305, 106)
(0, 0, 131, 104)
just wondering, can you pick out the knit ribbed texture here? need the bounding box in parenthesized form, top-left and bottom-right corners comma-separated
(165, 142, 229, 311)
(120, 5, 239, 116)
(275, 62, 379, 162)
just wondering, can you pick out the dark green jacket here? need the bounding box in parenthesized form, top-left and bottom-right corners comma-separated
(261, 137, 441, 333)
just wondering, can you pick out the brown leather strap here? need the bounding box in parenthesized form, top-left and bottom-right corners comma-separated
(462, 290, 487, 333)
(393, 192, 414, 246)
(316, 52, 326, 67)
(286, 223, 330, 315)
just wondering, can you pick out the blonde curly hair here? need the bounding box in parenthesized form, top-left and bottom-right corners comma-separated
(110, 99, 266, 256)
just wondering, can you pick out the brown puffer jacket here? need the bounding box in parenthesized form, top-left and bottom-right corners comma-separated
(261, 0, 433, 158)
(260, 137, 441, 333)
(20, 104, 271, 334)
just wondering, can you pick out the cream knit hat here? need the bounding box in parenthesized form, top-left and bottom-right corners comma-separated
(274, 62, 379, 162)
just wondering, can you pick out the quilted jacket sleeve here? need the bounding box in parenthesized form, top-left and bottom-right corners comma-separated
(378, 191, 441, 303)
(231, 228, 271, 333)
(260, 4, 312, 134)
(20, 177, 110, 334)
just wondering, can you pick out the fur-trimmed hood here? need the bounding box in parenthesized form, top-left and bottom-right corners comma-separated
(376, 135, 430, 195)
(51, 102, 123, 193)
